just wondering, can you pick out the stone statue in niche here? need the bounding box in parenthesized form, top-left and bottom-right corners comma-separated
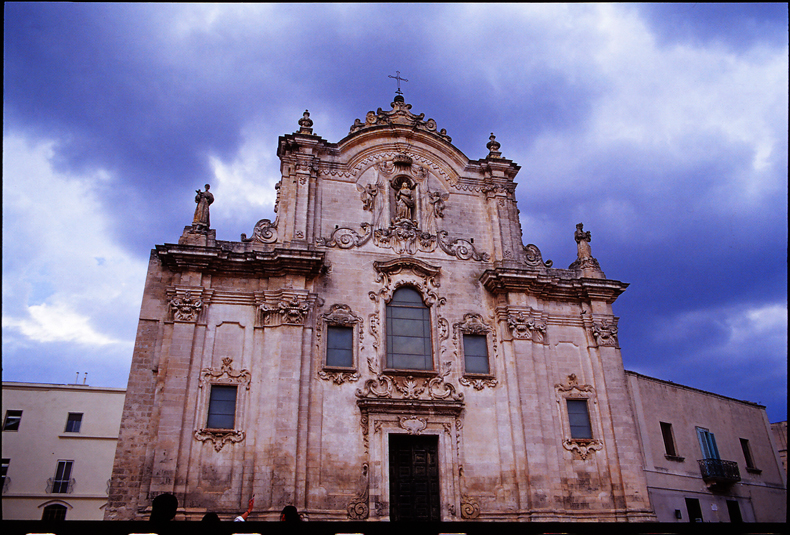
(193, 184, 214, 229)
(575, 223, 592, 260)
(392, 179, 415, 224)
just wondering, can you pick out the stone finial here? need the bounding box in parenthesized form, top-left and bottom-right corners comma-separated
(486, 133, 502, 158)
(298, 110, 314, 134)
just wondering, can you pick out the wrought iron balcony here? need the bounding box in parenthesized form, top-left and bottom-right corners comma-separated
(46, 477, 75, 494)
(698, 458, 741, 483)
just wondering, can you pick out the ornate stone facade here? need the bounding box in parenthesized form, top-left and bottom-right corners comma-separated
(106, 94, 656, 522)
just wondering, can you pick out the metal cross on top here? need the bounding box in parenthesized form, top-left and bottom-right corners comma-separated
(388, 71, 409, 95)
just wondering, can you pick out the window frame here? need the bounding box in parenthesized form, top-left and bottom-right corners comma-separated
(51, 460, 74, 494)
(660, 421, 684, 461)
(194, 357, 251, 452)
(740, 437, 761, 473)
(696, 427, 720, 460)
(41, 503, 68, 521)
(385, 286, 435, 373)
(64, 413, 83, 433)
(1, 458, 9, 492)
(2, 410, 22, 431)
(455, 313, 496, 379)
(318, 304, 362, 373)
(554, 374, 603, 459)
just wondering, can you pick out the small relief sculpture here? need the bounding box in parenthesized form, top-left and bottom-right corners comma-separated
(170, 291, 203, 322)
(507, 311, 547, 342)
(459, 377, 498, 390)
(259, 296, 312, 326)
(562, 438, 603, 460)
(192, 184, 214, 229)
(200, 357, 252, 388)
(592, 320, 619, 347)
(399, 416, 428, 435)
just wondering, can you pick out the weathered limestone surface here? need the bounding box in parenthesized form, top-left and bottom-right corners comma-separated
(106, 98, 656, 521)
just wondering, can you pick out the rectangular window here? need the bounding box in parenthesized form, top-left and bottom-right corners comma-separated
(567, 399, 593, 439)
(463, 334, 489, 374)
(2, 410, 22, 431)
(206, 385, 237, 429)
(660, 421, 678, 456)
(740, 438, 756, 469)
(52, 460, 73, 493)
(326, 325, 354, 367)
(65, 413, 83, 433)
(696, 427, 720, 460)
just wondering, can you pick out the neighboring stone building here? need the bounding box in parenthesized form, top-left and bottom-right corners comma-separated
(1, 380, 126, 520)
(771, 421, 787, 476)
(105, 94, 656, 522)
(626, 372, 786, 523)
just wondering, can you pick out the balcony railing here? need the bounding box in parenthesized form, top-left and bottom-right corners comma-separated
(698, 458, 741, 483)
(46, 477, 76, 494)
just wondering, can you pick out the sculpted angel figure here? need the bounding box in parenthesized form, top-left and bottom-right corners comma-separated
(428, 190, 449, 219)
(193, 184, 214, 229)
(357, 182, 379, 212)
(575, 223, 592, 260)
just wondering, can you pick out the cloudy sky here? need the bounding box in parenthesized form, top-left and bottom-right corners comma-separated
(3, 4, 787, 422)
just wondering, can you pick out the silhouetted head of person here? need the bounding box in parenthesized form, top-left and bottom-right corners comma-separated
(150, 493, 178, 521)
(201, 512, 220, 522)
(280, 505, 301, 522)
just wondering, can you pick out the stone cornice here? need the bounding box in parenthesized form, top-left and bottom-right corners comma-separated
(156, 243, 325, 277)
(356, 397, 465, 417)
(479, 266, 628, 303)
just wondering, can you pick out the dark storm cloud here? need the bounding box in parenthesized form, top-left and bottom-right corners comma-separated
(635, 3, 789, 50)
(3, 4, 786, 421)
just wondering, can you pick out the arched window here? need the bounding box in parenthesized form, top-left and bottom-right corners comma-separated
(386, 287, 433, 370)
(41, 503, 68, 521)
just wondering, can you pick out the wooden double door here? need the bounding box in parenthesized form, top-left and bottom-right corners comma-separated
(389, 434, 441, 521)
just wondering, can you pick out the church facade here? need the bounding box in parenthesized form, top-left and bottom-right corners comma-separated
(105, 94, 657, 521)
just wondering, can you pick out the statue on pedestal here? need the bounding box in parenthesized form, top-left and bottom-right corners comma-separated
(193, 184, 214, 229)
(575, 223, 592, 260)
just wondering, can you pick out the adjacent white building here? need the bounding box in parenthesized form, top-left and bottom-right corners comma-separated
(626, 372, 787, 523)
(1, 380, 126, 520)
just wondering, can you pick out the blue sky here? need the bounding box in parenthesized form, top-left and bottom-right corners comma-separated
(3, 3, 787, 422)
